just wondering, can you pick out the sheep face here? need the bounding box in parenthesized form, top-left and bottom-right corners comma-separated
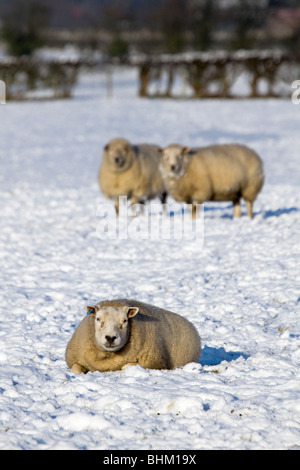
(159, 144, 190, 178)
(87, 305, 139, 352)
(103, 139, 135, 174)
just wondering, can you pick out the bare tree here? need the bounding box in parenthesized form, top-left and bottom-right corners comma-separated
(189, 0, 215, 51)
(155, 0, 187, 53)
(2, 0, 51, 56)
(231, 0, 266, 50)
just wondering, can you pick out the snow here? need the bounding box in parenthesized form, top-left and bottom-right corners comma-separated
(0, 68, 300, 450)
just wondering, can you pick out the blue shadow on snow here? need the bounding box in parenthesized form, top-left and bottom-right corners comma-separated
(199, 346, 248, 366)
(263, 207, 299, 218)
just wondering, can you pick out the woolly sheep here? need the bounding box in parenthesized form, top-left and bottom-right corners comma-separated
(65, 299, 201, 373)
(159, 143, 264, 218)
(98, 138, 167, 215)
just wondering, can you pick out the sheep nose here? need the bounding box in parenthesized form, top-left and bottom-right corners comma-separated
(105, 335, 117, 344)
(171, 164, 177, 172)
(115, 156, 124, 167)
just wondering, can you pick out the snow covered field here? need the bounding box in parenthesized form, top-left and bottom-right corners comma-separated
(0, 68, 300, 450)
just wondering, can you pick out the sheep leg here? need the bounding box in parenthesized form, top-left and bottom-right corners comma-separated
(159, 192, 168, 215)
(160, 191, 167, 205)
(233, 199, 241, 218)
(191, 202, 198, 219)
(138, 200, 146, 215)
(245, 200, 253, 219)
(114, 198, 119, 216)
(70, 363, 88, 374)
(130, 198, 146, 216)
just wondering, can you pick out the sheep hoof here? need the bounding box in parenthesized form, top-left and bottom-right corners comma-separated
(71, 363, 85, 374)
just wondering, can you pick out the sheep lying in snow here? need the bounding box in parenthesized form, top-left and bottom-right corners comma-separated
(159, 143, 264, 218)
(65, 299, 201, 373)
(98, 138, 167, 215)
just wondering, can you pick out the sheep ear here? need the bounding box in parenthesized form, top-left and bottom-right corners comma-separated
(124, 306, 139, 318)
(104, 143, 110, 151)
(182, 146, 190, 154)
(86, 305, 96, 315)
(157, 148, 164, 155)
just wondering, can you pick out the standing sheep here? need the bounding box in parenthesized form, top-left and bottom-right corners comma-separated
(159, 143, 264, 218)
(65, 299, 201, 374)
(98, 138, 167, 215)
